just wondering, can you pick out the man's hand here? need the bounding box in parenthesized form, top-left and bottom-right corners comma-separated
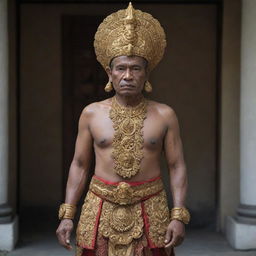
(164, 220, 185, 248)
(56, 219, 74, 250)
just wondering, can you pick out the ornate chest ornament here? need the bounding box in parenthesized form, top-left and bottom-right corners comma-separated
(109, 96, 148, 178)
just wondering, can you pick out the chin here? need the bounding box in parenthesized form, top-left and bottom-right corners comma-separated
(119, 90, 136, 96)
(119, 88, 142, 96)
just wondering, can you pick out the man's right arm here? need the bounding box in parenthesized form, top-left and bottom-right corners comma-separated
(56, 105, 94, 250)
(64, 106, 94, 206)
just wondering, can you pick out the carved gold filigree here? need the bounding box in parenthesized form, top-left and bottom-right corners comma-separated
(89, 177, 164, 205)
(76, 191, 102, 249)
(58, 203, 76, 220)
(109, 96, 147, 178)
(75, 246, 83, 256)
(76, 177, 170, 254)
(144, 190, 170, 247)
(108, 241, 134, 256)
(94, 2, 166, 71)
(170, 207, 191, 224)
(99, 201, 144, 253)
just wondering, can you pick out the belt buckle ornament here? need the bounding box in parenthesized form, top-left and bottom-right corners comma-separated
(113, 182, 134, 205)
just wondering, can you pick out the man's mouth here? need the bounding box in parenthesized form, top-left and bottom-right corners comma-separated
(120, 84, 135, 88)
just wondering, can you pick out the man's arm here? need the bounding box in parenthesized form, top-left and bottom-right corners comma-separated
(163, 107, 188, 248)
(56, 106, 93, 250)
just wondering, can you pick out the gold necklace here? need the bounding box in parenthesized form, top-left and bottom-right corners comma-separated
(109, 96, 148, 178)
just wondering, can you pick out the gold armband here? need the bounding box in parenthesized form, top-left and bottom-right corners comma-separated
(170, 207, 190, 224)
(58, 203, 77, 220)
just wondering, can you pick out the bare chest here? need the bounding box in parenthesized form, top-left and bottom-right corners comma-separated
(90, 110, 167, 151)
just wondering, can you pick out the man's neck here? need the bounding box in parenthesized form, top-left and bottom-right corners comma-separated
(114, 93, 144, 107)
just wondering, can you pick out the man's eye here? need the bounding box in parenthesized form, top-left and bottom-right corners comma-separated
(117, 67, 125, 71)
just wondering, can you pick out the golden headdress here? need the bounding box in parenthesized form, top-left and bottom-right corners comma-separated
(94, 2, 167, 71)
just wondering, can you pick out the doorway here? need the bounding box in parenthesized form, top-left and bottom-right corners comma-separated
(19, 2, 218, 229)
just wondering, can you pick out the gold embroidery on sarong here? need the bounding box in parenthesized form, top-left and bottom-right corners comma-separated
(108, 239, 134, 256)
(143, 190, 170, 247)
(109, 96, 147, 178)
(76, 191, 102, 249)
(75, 245, 83, 256)
(99, 201, 144, 246)
(76, 177, 170, 255)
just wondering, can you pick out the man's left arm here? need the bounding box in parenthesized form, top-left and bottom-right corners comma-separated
(163, 107, 188, 248)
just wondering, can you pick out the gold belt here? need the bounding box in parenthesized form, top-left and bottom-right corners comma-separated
(89, 176, 164, 205)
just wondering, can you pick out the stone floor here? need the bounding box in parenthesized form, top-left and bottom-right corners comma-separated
(1, 228, 256, 256)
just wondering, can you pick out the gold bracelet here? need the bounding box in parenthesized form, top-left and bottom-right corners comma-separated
(170, 207, 190, 224)
(58, 203, 77, 220)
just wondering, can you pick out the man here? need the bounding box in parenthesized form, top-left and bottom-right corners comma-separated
(56, 3, 190, 256)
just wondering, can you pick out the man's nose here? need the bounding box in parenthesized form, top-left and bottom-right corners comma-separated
(124, 69, 132, 80)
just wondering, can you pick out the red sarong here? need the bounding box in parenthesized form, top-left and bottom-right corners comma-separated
(76, 176, 175, 256)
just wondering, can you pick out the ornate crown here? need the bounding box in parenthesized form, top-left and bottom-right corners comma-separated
(94, 2, 167, 71)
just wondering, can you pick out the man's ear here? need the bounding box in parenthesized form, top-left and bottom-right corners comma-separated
(105, 66, 112, 81)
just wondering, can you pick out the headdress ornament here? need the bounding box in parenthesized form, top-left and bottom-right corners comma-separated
(94, 2, 167, 71)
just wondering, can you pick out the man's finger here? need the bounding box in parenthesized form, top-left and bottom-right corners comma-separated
(165, 232, 177, 248)
(58, 230, 72, 250)
(65, 230, 73, 250)
(57, 230, 66, 245)
(164, 228, 172, 245)
(65, 230, 71, 244)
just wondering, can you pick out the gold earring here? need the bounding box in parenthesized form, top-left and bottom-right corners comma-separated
(104, 81, 113, 92)
(144, 81, 152, 93)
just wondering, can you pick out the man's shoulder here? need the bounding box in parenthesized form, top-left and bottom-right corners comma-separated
(148, 100, 176, 118)
(81, 98, 112, 117)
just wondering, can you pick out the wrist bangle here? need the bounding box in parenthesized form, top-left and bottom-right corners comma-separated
(58, 203, 77, 220)
(170, 207, 190, 225)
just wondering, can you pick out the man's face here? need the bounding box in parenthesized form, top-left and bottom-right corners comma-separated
(106, 56, 148, 96)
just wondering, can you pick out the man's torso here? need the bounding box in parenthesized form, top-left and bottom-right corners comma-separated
(85, 97, 171, 182)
